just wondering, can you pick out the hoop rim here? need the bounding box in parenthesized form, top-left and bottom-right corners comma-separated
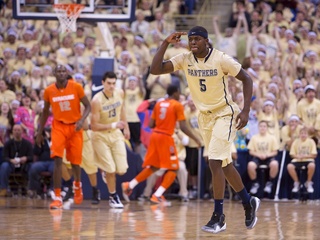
(53, 3, 85, 32)
(53, 3, 85, 11)
(53, 3, 85, 19)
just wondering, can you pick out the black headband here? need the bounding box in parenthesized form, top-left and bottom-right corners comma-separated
(188, 26, 208, 39)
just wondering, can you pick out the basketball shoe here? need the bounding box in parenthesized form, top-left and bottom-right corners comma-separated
(250, 182, 260, 195)
(264, 181, 273, 194)
(150, 194, 166, 204)
(181, 196, 189, 202)
(305, 181, 314, 193)
(62, 186, 74, 202)
(201, 212, 226, 233)
(91, 187, 100, 205)
(243, 196, 260, 229)
(150, 194, 171, 206)
(73, 182, 83, 205)
(50, 196, 63, 210)
(292, 182, 300, 193)
(121, 182, 132, 202)
(109, 194, 124, 208)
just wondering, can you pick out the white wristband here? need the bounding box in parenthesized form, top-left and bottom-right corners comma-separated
(111, 122, 117, 129)
(181, 136, 189, 146)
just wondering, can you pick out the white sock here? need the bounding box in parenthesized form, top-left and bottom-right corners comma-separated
(154, 186, 166, 197)
(129, 179, 138, 189)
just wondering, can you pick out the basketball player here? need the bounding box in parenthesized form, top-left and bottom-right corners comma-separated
(137, 123, 191, 202)
(148, 27, 260, 233)
(60, 111, 101, 205)
(36, 65, 91, 210)
(90, 71, 130, 208)
(122, 85, 202, 204)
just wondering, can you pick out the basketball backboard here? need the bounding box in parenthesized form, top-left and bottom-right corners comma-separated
(13, 0, 136, 22)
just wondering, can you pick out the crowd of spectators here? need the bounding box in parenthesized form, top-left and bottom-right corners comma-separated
(0, 0, 320, 200)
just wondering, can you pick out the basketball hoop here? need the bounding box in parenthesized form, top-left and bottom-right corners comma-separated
(53, 3, 85, 33)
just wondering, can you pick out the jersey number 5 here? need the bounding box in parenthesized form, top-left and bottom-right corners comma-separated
(199, 79, 206, 92)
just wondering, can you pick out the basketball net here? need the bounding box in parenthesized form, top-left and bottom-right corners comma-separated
(53, 4, 85, 33)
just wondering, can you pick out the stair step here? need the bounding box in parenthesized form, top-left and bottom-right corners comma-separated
(174, 0, 233, 32)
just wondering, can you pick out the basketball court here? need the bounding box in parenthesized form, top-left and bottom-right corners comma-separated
(0, 198, 318, 239)
(5, 1, 320, 239)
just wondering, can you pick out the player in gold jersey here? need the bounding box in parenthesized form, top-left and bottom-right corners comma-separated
(150, 26, 260, 233)
(90, 71, 130, 209)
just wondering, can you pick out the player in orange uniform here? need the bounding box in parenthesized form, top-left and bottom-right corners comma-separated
(122, 85, 202, 204)
(36, 65, 91, 209)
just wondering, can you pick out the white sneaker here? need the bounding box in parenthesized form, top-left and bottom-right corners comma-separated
(292, 182, 300, 193)
(305, 181, 314, 193)
(49, 189, 56, 200)
(250, 183, 260, 195)
(109, 194, 124, 208)
(181, 196, 189, 202)
(264, 181, 273, 194)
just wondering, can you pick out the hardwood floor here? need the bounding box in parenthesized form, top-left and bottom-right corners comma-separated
(0, 197, 319, 239)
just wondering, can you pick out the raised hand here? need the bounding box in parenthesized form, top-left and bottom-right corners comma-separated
(165, 32, 187, 44)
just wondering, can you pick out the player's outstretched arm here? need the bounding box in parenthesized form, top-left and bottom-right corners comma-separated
(179, 120, 202, 148)
(150, 32, 187, 75)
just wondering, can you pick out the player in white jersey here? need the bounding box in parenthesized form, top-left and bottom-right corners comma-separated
(150, 26, 260, 234)
(90, 71, 130, 209)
